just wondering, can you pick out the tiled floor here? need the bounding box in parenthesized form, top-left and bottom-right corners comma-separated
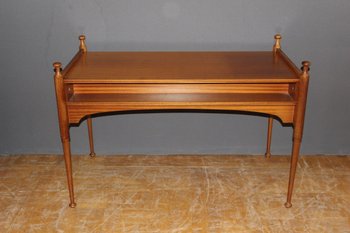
(0, 154, 349, 232)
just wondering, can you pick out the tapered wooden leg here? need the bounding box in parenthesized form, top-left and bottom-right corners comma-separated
(53, 62, 76, 208)
(284, 61, 310, 208)
(284, 130, 302, 208)
(87, 116, 96, 157)
(62, 139, 76, 208)
(265, 117, 273, 158)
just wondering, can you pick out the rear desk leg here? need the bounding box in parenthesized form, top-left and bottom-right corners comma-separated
(79, 35, 96, 158)
(87, 116, 96, 157)
(53, 62, 76, 208)
(265, 117, 273, 158)
(285, 61, 310, 208)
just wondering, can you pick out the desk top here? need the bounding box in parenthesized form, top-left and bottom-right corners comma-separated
(64, 51, 300, 84)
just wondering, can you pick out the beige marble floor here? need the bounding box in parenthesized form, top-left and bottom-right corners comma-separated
(0, 154, 349, 233)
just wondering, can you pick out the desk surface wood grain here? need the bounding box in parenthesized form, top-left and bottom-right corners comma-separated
(64, 51, 299, 84)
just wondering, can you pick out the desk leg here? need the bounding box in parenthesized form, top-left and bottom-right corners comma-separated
(87, 116, 96, 157)
(53, 62, 76, 208)
(285, 130, 301, 208)
(62, 138, 76, 208)
(265, 117, 273, 158)
(285, 61, 310, 208)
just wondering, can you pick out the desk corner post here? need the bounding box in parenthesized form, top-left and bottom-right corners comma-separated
(285, 61, 310, 208)
(78, 35, 95, 157)
(273, 34, 282, 52)
(265, 34, 282, 159)
(79, 35, 87, 53)
(53, 62, 76, 208)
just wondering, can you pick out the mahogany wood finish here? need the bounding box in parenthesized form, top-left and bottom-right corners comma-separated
(53, 35, 310, 208)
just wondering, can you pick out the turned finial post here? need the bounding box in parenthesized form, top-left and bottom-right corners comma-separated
(273, 34, 282, 52)
(79, 35, 87, 52)
(53, 62, 62, 77)
(301, 61, 311, 77)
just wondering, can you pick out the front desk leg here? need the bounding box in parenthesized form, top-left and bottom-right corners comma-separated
(62, 137, 76, 208)
(53, 62, 76, 208)
(284, 130, 301, 208)
(285, 61, 310, 208)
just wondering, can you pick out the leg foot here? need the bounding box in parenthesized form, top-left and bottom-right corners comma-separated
(89, 152, 96, 158)
(69, 202, 77, 208)
(265, 152, 271, 159)
(284, 202, 292, 208)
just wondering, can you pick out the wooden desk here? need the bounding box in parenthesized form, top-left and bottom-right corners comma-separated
(53, 35, 310, 208)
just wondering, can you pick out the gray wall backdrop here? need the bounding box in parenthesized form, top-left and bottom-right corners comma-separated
(1, 0, 349, 155)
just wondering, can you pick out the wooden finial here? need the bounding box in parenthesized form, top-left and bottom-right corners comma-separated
(53, 62, 62, 76)
(273, 34, 282, 52)
(301, 61, 311, 75)
(79, 35, 87, 52)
